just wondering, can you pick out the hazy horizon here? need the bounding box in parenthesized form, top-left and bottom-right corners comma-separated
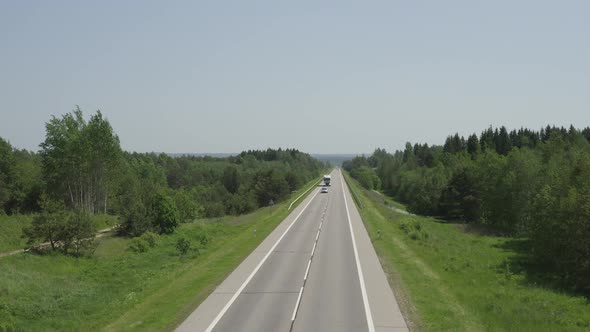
(2, 1, 589, 154)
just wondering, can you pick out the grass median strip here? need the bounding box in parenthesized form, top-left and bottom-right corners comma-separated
(344, 172, 590, 331)
(0, 177, 322, 331)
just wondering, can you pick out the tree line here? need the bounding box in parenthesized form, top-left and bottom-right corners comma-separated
(344, 125, 590, 292)
(1, 108, 326, 252)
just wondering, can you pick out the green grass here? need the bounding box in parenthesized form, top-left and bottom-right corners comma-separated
(0, 215, 32, 252)
(0, 176, 321, 331)
(0, 214, 118, 253)
(344, 172, 590, 331)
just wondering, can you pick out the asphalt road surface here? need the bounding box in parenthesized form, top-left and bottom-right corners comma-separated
(177, 169, 407, 332)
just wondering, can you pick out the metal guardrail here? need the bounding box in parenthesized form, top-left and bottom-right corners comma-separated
(288, 178, 322, 210)
(342, 172, 364, 210)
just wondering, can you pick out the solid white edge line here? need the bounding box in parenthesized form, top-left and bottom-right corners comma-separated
(310, 242, 316, 257)
(204, 189, 321, 332)
(291, 286, 304, 321)
(315, 230, 320, 242)
(288, 179, 322, 210)
(340, 171, 375, 332)
(304, 259, 312, 281)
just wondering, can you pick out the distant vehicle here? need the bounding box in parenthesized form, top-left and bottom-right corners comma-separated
(323, 175, 331, 186)
(321, 187, 329, 193)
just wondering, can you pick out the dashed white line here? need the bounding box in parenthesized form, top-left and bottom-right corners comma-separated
(291, 286, 304, 321)
(204, 189, 321, 332)
(304, 259, 312, 281)
(292, 201, 326, 328)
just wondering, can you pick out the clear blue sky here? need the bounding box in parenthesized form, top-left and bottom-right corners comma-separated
(1, 1, 589, 154)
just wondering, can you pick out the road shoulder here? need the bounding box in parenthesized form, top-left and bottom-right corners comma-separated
(341, 172, 409, 332)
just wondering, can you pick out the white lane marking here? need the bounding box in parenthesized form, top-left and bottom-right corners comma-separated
(288, 180, 322, 210)
(304, 259, 312, 281)
(291, 286, 304, 321)
(204, 189, 321, 332)
(315, 230, 320, 242)
(310, 242, 317, 257)
(339, 171, 375, 332)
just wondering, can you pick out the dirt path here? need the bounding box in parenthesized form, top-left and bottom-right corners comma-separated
(0, 225, 118, 259)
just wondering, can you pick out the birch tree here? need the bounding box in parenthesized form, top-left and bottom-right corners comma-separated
(40, 107, 121, 213)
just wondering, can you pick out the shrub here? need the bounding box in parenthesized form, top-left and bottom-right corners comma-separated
(176, 237, 191, 256)
(399, 221, 411, 234)
(152, 192, 180, 234)
(399, 219, 428, 241)
(140, 231, 159, 248)
(197, 233, 209, 248)
(128, 238, 149, 253)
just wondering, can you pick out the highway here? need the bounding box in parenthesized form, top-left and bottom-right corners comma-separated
(177, 169, 407, 332)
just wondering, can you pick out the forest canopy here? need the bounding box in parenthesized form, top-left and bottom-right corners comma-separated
(0, 109, 327, 239)
(344, 125, 590, 292)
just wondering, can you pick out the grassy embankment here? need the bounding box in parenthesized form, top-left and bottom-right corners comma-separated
(344, 172, 590, 331)
(0, 176, 322, 331)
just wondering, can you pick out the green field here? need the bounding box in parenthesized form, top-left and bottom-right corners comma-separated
(0, 177, 321, 331)
(344, 173, 590, 331)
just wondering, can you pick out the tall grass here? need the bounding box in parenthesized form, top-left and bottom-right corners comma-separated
(0, 215, 32, 252)
(345, 172, 590, 331)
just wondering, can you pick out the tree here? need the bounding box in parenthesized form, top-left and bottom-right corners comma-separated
(439, 166, 481, 222)
(173, 188, 202, 222)
(0, 137, 15, 213)
(466, 134, 480, 160)
(351, 166, 381, 190)
(530, 148, 590, 290)
(23, 195, 68, 250)
(40, 108, 121, 214)
(495, 126, 512, 155)
(152, 191, 180, 234)
(60, 212, 96, 256)
(253, 169, 289, 207)
(23, 195, 95, 256)
(222, 166, 240, 194)
(480, 127, 496, 153)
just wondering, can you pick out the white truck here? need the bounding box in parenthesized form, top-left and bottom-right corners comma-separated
(323, 175, 331, 186)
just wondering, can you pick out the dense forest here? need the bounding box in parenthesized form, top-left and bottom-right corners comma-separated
(344, 125, 590, 292)
(0, 109, 326, 249)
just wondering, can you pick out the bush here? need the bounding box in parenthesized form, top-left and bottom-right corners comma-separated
(173, 189, 203, 222)
(176, 237, 191, 256)
(128, 238, 149, 253)
(23, 198, 96, 256)
(197, 233, 209, 248)
(140, 231, 159, 248)
(152, 192, 180, 234)
(400, 219, 428, 241)
(399, 221, 411, 234)
(119, 202, 152, 237)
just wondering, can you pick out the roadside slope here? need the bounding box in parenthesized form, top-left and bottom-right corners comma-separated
(106, 176, 324, 331)
(343, 173, 590, 331)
